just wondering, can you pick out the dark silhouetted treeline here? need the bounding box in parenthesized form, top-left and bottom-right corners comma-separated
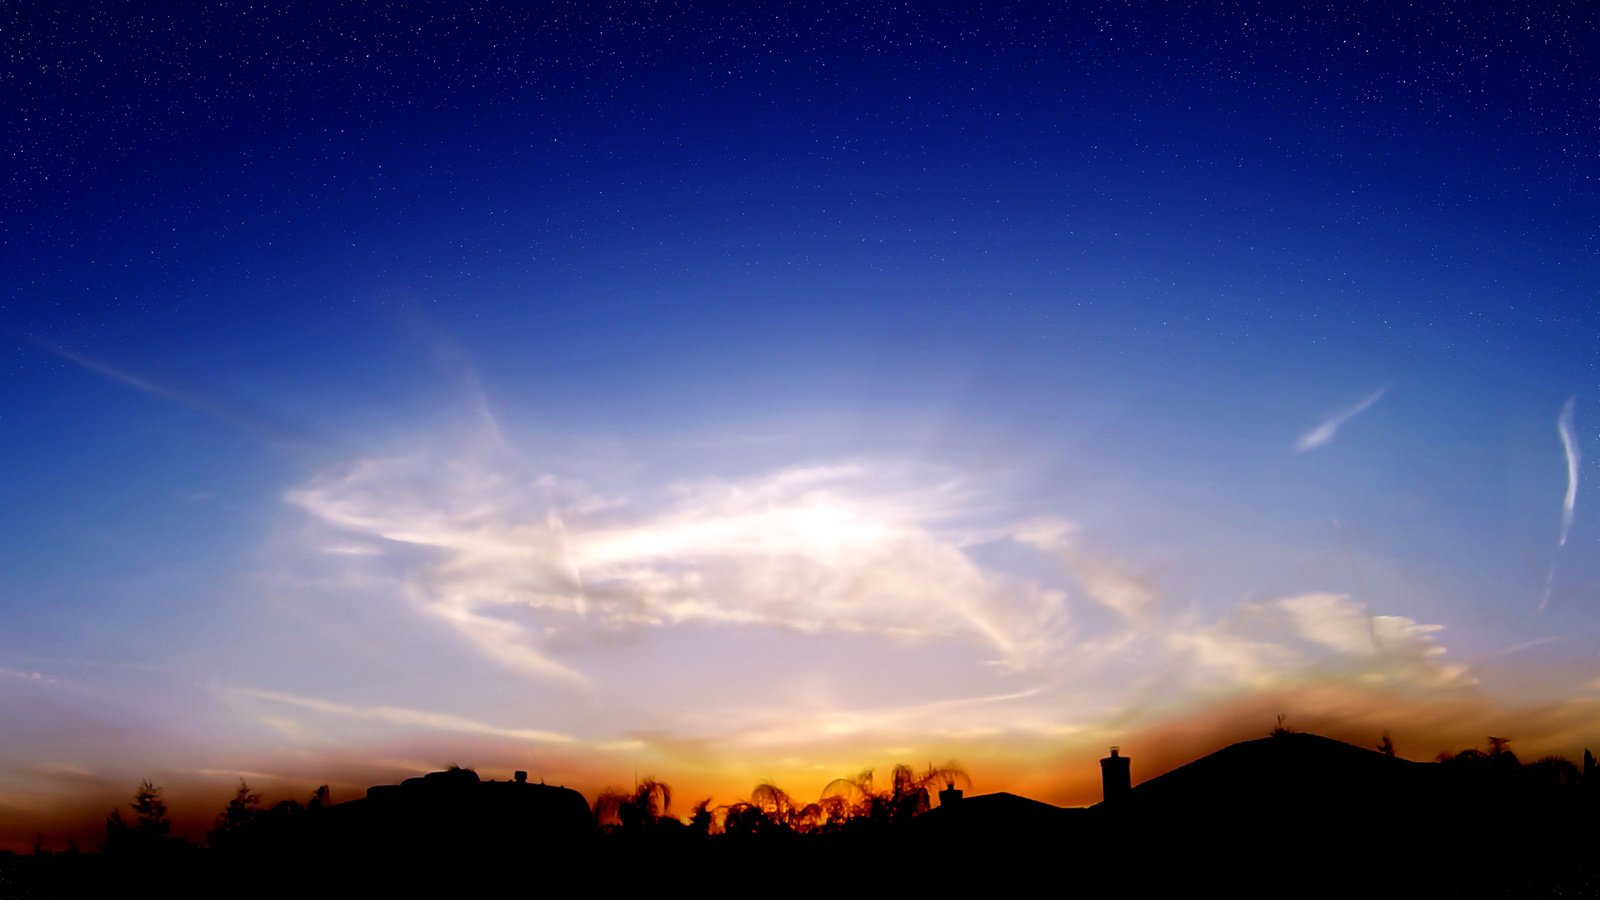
(3, 730, 1598, 897)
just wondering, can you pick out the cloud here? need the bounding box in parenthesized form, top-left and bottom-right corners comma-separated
(228, 687, 577, 745)
(1541, 397, 1581, 612)
(29, 337, 191, 404)
(688, 686, 1052, 750)
(1014, 519, 1156, 620)
(1167, 592, 1472, 692)
(28, 337, 304, 446)
(30, 762, 100, 783)
(1296, 386, 1388, 452)
(287, 449, 1071, 681)
(1496, 636, 1559, 656)
(194, 768, 287, 783)
(1558, 397, 1579, 547)
(0, 667, 56, 685)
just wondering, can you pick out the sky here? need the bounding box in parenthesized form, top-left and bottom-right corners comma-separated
(2, 2, 1598, 849)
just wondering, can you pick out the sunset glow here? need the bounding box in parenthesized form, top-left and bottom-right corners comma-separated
(3, 3, 1596, 852)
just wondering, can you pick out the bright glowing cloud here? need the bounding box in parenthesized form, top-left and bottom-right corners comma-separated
(698, 687, 1052, 750)
(287, 448, 1072, 681)
(1296, 387, 1388, 452)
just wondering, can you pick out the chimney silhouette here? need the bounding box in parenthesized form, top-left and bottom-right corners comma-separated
(938, 780, 963, 806)
(1100, 746, 1131, 804)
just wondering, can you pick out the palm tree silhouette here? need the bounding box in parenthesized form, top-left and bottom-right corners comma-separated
(593, 777, 672, 834)
(818, 762, 970, 827)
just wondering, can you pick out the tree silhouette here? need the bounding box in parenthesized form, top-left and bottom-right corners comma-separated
(750, 782, 795, 823)
(887, 763, 970, 821)
(208, 780, 261, 849)
(307, 784, 331, 810)
(105, 808, 130, 851)
(132, 780, 169, 839)
(687, 798, 715, 836)
(106, 780, 171, 853)
(720, 800, 783, 837)
(820, 769, 875, 816)
(713, 781, 837, 835)
(593, 777, 672, 835)
(1523, 756, 1581, 788)
(814, 762, 969, 830)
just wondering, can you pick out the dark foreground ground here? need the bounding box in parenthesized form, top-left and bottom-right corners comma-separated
(4, 809, 1597, 900)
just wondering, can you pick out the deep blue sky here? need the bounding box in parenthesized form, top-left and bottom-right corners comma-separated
(2, 1, 1597, 847)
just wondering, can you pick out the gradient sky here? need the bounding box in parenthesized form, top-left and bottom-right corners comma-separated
(3, 2, 1598, 849)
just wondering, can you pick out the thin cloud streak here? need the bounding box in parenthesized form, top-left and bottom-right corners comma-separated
(1496, 636, 1560, 656)
(1296, 386, 1388, 452)
(1558, 397, 1579, 547)
(0, 667, 56, 685)
(229, 686, 577, 745)
(28, 337, 308, 448)
(701, 686, 1051, 749)
(30, 338, 195, 406)
(1541, 397, 1580, 612)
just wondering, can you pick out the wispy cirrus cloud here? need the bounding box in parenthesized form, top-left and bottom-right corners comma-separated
(1558, 397, 1579, 548)
(228, 686, 576, 745)
(28, 337, 304, 446)
(28, 338, 192, 405)
(1541, 397, 1581, 612)
(1296, 386, 1388, 452)
(1013, 519, 1157, 621)
(1167, 592, 1471, 692)
(287, 449, 1071, 682)
(0, 667, 56, 685)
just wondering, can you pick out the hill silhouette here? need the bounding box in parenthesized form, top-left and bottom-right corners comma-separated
(1082, 731, 1595, 896)
(1110, 730, 1435, 825)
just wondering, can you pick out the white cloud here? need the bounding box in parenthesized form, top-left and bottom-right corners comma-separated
(286, 449, 1070, 682)
(1169, 592, 1471, 692)
(1014, 518, 1156, 620)
(1558, 397, 1579, 548)
(1296, 387, 1387, 452)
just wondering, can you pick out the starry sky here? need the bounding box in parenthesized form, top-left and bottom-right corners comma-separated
(3, 2, 1598, 848)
